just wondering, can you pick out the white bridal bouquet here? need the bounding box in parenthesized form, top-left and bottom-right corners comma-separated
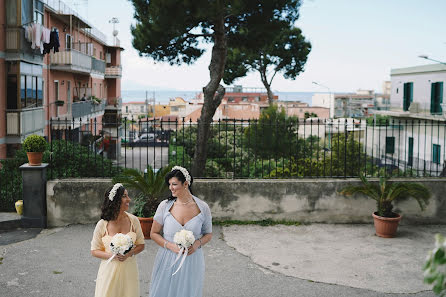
(106, 233, 134, 264)
(170, 229, 195, 275)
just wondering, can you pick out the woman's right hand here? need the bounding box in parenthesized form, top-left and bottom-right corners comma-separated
(167, 242, 181, 254)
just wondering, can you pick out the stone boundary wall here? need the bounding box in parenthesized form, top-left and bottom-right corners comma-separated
(47, 178, 446, 227)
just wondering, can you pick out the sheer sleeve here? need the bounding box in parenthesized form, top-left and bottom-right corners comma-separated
(91, 220, 106, 251)
(133, 215, 145, 245)
(153, 200, 168, 225)
(201, 202, 213, 235)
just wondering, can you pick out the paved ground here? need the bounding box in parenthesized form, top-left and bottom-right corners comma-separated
(121, 147, 169, 171)
(0, 224, 439, 297)
(223, 224, 445, 294)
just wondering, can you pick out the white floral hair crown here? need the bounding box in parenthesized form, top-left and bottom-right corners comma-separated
(109, 183, 123, 201)
(171, 166, 191, 184)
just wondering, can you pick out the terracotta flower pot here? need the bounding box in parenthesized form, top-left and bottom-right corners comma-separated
(27, 152, 43, 166)
(372, 212, 402, 238)
(138, 217, 153, 239)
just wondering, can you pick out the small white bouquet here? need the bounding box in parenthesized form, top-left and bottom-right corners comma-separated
(170, 229, 195, 275)
(106, 233, 134, 264)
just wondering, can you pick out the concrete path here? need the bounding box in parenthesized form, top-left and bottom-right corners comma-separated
(0, 224, 438, 297)
(223, 224, 444, 294)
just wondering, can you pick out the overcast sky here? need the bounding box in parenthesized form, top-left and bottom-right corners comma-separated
(67, 0, 446, 93)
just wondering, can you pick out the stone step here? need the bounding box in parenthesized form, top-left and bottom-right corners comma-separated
(0, 212, 22, 230)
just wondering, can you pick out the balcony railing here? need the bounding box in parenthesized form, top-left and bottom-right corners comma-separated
(6, 108, 45, 136)
(105, 66, 122, 78)
(50, 49, 92, 73)
(5, 28, 21, 51)
(106, 97, 122, 108)
(376, 100, 446, 119)
(72, 100, 106, 119)
(92, 58, 106, 74)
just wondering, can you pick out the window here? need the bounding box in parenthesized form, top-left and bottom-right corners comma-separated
(228, 97, 235, 102)
(242, 97, 248, 102)
(93, 48, 97, 58)
(37, 77, 43, 107)
(66, 34, 72, 49)
(140, 106, 144, 112)
(433, 144, 441, 164)
(408, 137, 414, 166)
(385, 136, 395, 154)
(20, 75, 26, 108)
(54, 80, 59, 101)
(7, 75, 18, 109)
(34, 0, 44, 25)
(126, 106, 129, 113)
(430, 82, 443, 115)
(403, 82, 413, 111)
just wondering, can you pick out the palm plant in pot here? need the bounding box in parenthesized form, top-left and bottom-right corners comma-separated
(112, 164, 172, 239)
(339, 173, 431, 238)
(23, 134, 47, 166)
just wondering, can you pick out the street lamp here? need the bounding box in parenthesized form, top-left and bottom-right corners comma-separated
(312, 81, 333, 118)
(313, 81, 333, 149)
(418, 55, 446, 65)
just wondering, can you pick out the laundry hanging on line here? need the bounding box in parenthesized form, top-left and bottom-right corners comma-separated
(23, 23, 51, 54)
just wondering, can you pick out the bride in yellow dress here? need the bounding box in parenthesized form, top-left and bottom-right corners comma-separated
(91, 183, 145, 297)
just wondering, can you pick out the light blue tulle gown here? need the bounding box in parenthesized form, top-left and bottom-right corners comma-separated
(148, 196, 212, 297)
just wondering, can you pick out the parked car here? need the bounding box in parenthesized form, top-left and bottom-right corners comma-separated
(137, 133, 156, 141)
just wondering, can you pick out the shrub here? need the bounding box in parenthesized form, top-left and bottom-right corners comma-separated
(23, 135, 47, 152)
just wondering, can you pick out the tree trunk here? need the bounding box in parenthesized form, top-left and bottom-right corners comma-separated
(265, 84, 274, 105)
(191, 16, 227, 177)
(259, 61, 274, 105)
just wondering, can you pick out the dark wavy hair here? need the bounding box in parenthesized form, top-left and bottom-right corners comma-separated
(101, 184, 125, 221)
(165, 168, 194, 201)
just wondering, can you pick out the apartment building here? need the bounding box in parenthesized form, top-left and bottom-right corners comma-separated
(122, 101, 149, 118)
(1, 0, 123, 159)
(369, 63, 446, 175)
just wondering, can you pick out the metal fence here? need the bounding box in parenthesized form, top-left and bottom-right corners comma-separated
(2, 116, 445, 211)
(47, 117, 446, 179)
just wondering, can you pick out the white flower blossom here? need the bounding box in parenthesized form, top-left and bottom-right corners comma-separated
(171, 166, 191, 184)
(110, 233, 133, 255)
(173, 229, 195, 248)
(109, 183, 123, 201)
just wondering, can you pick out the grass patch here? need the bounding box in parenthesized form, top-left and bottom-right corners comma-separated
(52, 271, 63, 274)
(213, 218, 301, 226)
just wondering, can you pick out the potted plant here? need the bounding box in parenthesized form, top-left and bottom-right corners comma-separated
(339, 173, 431, 238)
(55, 100, 64, 106)
(112, 164, 172, 239)
(23, 134, 47, 166)
(424, 234, 446, 296)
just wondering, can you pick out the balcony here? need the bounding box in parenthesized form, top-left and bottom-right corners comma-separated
(50, 50, 92, 74)
(92, 58, 106, 74)
(105, 66, 122, 78)
(71, 100, 106, 119)
(374, 101, 446, 121)
(6, 108, 45, 136)
(5, 28, 21, 51)
(105, 97, 122, 109)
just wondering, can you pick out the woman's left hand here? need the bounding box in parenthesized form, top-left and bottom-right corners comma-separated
(187, 240, 201, 256)
(116, 252, 131, 262)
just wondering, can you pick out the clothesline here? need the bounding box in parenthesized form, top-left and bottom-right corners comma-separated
(23, 22, 59, 55)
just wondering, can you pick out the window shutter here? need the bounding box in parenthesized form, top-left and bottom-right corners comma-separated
(430, 83, 435, 114)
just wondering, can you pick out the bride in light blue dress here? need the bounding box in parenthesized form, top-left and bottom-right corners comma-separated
(148, 166, 212, 297)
